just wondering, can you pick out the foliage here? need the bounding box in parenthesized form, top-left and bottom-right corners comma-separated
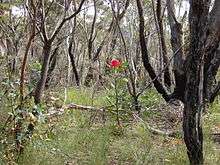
(0, 0, 219, 164)
(105, 60, 133, 126)
(0, 88, 217, 165)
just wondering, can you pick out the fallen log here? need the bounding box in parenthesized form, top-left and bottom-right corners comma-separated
(132, 113, 180, 137)
(44, 103, 180, 137)
(66, 103, 104, 111)
(44, 103, 106, 119)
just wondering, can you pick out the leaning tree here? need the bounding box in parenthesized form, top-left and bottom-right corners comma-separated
(136, 0, 220, 164)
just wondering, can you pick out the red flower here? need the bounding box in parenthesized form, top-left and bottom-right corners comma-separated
(110, 59, 121, 68)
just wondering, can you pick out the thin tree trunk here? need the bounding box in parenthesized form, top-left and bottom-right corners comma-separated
(155, 0, 171, 88)
(34, 42, 52, 104)
(68, 39, 80, 86)
(87, 0, 97, 60)
(16, 0, 36, 153)
(45, 46, 59, 89)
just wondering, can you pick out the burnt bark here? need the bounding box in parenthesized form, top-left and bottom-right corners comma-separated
(204, 47, 220, 102)
(68, 0, 80, 86)
(180, 0, 211, 164)
(181, 0, 210, 163)
(203, 0, 220, 103)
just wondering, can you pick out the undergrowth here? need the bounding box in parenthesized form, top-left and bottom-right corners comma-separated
(1, 88, 220, 165)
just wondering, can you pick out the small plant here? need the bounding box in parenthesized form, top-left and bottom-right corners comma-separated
(106, 59, 130, 128)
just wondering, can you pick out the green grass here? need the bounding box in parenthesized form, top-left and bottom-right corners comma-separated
(2, 88, 220, 164)
(65, 87, 107, 107)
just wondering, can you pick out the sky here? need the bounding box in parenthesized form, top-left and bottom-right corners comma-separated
(10, 1, 190, 18)
(84, 1, 190, 18)
(11, 6, 25, 17)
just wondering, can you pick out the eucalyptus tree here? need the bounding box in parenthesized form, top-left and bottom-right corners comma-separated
(136, 0, 220, 164)
(33, 0, 86, 104)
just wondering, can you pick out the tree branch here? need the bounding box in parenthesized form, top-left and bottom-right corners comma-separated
(50, 0, 86, 42)
(136, 0, 170, 102)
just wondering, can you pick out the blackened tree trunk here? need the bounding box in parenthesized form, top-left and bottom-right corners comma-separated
(20, 0, 36, 103)
(87, 0, 97, 60)
(183, 50, 205, 165)
(183, 1, 211, 164)
(136, 0, 220, 164)
(68, 38, 80, 86)
(204, 0, 220, 103)
(68, 0, 80, 86)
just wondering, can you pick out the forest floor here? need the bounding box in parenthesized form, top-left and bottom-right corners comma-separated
(1, 88, 220, 165)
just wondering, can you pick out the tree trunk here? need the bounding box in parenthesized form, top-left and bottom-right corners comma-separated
(45, 49, 58, 89)
(183, 107, 203, 164)
(182, 0, 210, 163)
(183, 67, 204, 164)
(183, 53, 205, 164)
(136, 0, 170, 102)
(68, 41, 80, 86)
(34, 42, 52, 104)
(167, 0, 186, 101)
(155, 0, 171, 88)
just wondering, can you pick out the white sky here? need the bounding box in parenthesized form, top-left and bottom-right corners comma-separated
(10, 1, 190, 19)
(11, 6, 25, 17)
(84, 1, 190, 17)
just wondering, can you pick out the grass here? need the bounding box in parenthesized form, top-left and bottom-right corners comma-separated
(1, 88, 220, 164)
(65, 87, 107, 106)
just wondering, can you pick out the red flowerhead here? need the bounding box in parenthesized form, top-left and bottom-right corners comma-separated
(110, 59, 121, 68)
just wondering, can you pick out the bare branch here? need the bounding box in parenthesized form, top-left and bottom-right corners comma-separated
(136, 0, 170, 102)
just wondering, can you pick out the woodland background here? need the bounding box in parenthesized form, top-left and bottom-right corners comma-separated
(0, 0, 220, 164)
